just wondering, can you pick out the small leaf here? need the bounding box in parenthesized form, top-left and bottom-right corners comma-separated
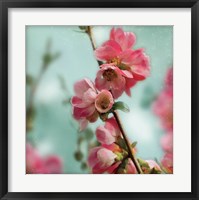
(131, 141, 137, 148)
(74, 151, 83, 161)
(78, 26, 88, 31)
(81, 162, 87, 170)
(117, 138, 127, 151)
(112, 101, 130, 113)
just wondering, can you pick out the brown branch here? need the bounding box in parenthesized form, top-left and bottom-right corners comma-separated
(86, 26, 143, 174)
(113, 111, 143, 174)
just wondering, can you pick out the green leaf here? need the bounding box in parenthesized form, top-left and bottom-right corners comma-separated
(117, 138, 128, 151)
(79, 26, 88, 30)
(74, 151, 83, 161)
(81, 162, 87, 170)
(137, 158, 150, 169)
(131, 141, 137, 148)
(112, 101, 130, 113)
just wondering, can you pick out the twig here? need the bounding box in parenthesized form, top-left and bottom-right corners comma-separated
(86, 26, 143, 174)
(113, 111, 143, 174)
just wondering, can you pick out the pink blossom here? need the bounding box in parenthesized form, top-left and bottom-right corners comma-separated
(126, 159, 137, 174)
(161, 153, 173, 174)
(146, 160, 161, 172)
(26, 144, 63, 174)
(71, 79, 114, 130)
(153, 67, 173, 132)
(95, 64, 129, 98)
(161, 133, 173, 153)
(110, 27, 136, 51)
(165, 68, 173, 90)
(95, 90, 114, 113)
(153, 89, 173, 132)
(88, 145, 120, 174)
(71, 79, 97, 130)
(94, 28, 150, 96)
(96, 117, 120, 145)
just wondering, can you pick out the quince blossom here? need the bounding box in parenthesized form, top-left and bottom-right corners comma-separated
(95, 28, 150, 97)
(71, 78, 114, 131)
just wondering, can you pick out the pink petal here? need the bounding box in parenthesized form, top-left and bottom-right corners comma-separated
(129, 51, 150, 80)
(126, 159, 137, 174)
(72, 105, 95, 120)
(110, 28, 136, 50)
(94, 40, 121, 62)
(125, 78, 137, 96)
(44, 156, 63, 174)
(161, 134, 173, 153)
(107, 161, 121, 174)
(105, 117, 120, 137)
(74, 78, 96, 98)
(96, 125, 116, 145)
(79, 119, 89, 131)
(88, 147, 102, 168)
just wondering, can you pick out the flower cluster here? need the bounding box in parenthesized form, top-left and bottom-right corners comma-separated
(88, 118, 161, 174)
(71, 27, 163, 174)
(26, 143, 63, 174)
(153, 67, 173, 173)
(72, 28, 150, 130)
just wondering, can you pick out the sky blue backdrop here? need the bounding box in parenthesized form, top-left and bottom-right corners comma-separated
(26, 26, 173, 173)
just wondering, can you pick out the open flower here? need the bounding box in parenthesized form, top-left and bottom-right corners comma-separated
(95, 90, 114, 113)
(95, 64, 126, 98)
(26, 144, 63, 174)
(95, 63, 135, 98)
(96, 117, 121, 145)
(88, 144, 121, 174)
(71, 79, 114, 131)
(95, 28, 150, 96)
(71, 78, 98, 131)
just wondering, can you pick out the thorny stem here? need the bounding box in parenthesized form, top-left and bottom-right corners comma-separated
(86, 26, 143, 174)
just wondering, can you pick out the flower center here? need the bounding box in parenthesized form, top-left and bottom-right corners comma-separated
(100, 98, 110, 109)
(109, 58, 129, 71)
(103, 69, 117, 81)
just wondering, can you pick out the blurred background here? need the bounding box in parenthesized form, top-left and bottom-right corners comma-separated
(26, 26, 173, 174)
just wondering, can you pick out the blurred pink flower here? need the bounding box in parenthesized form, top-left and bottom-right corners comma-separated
(95, 90, 114, 113)
(88, 144, 121, 174)
(153, 89, 173, 132)
(161, 153, 173, 174)
(96, 117, 120, 145)
(146, 160, 161, 172)
(94, 28, 150, 96)
(26, 144, 63, 174)
(165, 67, 173, 90)
(161, 133, 173, 153)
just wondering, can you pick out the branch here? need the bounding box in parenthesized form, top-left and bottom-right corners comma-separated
(113, 111, 143, 174)
(86, 26, 143, 174)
